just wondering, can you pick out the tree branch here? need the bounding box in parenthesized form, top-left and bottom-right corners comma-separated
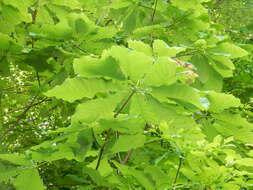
(121, 149, 133, 165)
(95, 90, 136, 170)
(151, 0, 158, 22)
(173, 157, 183, 186)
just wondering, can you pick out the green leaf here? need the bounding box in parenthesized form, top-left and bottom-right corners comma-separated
(128, 40, 152, 56)
(41, 20, 73, 40)
(206, 92, 241, 112)
(236, 158, 253, 167)
(45, 77, 123, 102)
(171, 0, 208, 16)
(153, 40, 186, 57)
(99, 116, 145, 134)
(130, 94, 178, 124)
(72, 92, 126, 124)
(68, 13, 96, 38)
(113, 162, 155, 190)
(111, 134, 145, 153)
(144, 57, 177, 87)
(74, 55, 125, 80)
(144, 166, 170, 190)
(83, 166, 108, 186)
(0, 57, 10, 76)
(0, 166, 23, 182)
(214, 112, 253, 144)
(51, 0, 81, 9)
(13, 168, 45, 190)
(109, 46, 153, 81)
(0, 154, 31, 166)
(0, 33, 11, 50)
(208, 43, 249, 59)
(109, 0, 131, 9)
(191, 55, 223, 91)
(151, 83, 203, 110)
(210, 55, 235, 70)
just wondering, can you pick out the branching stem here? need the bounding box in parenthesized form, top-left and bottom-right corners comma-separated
(173, 157, 183, 186)
(95, 90, 136, 170)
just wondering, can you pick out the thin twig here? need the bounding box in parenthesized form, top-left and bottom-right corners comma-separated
(114, 90, 135, 118)
(139, 4, 153, 10)
(151, 0, 158, 22)
(36, 72, 41, 87)
(95, 90, 136, 170)
(70, 42, 99, 58)
(175, 50, 201, 58)
(121, 149, 133, 165)
(0, 97, 50, 143)
(144, 138, 163, 145)
(0, 98, 50, 117)
(173, 157, 183, 186)
(48, 182, 90, 187)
